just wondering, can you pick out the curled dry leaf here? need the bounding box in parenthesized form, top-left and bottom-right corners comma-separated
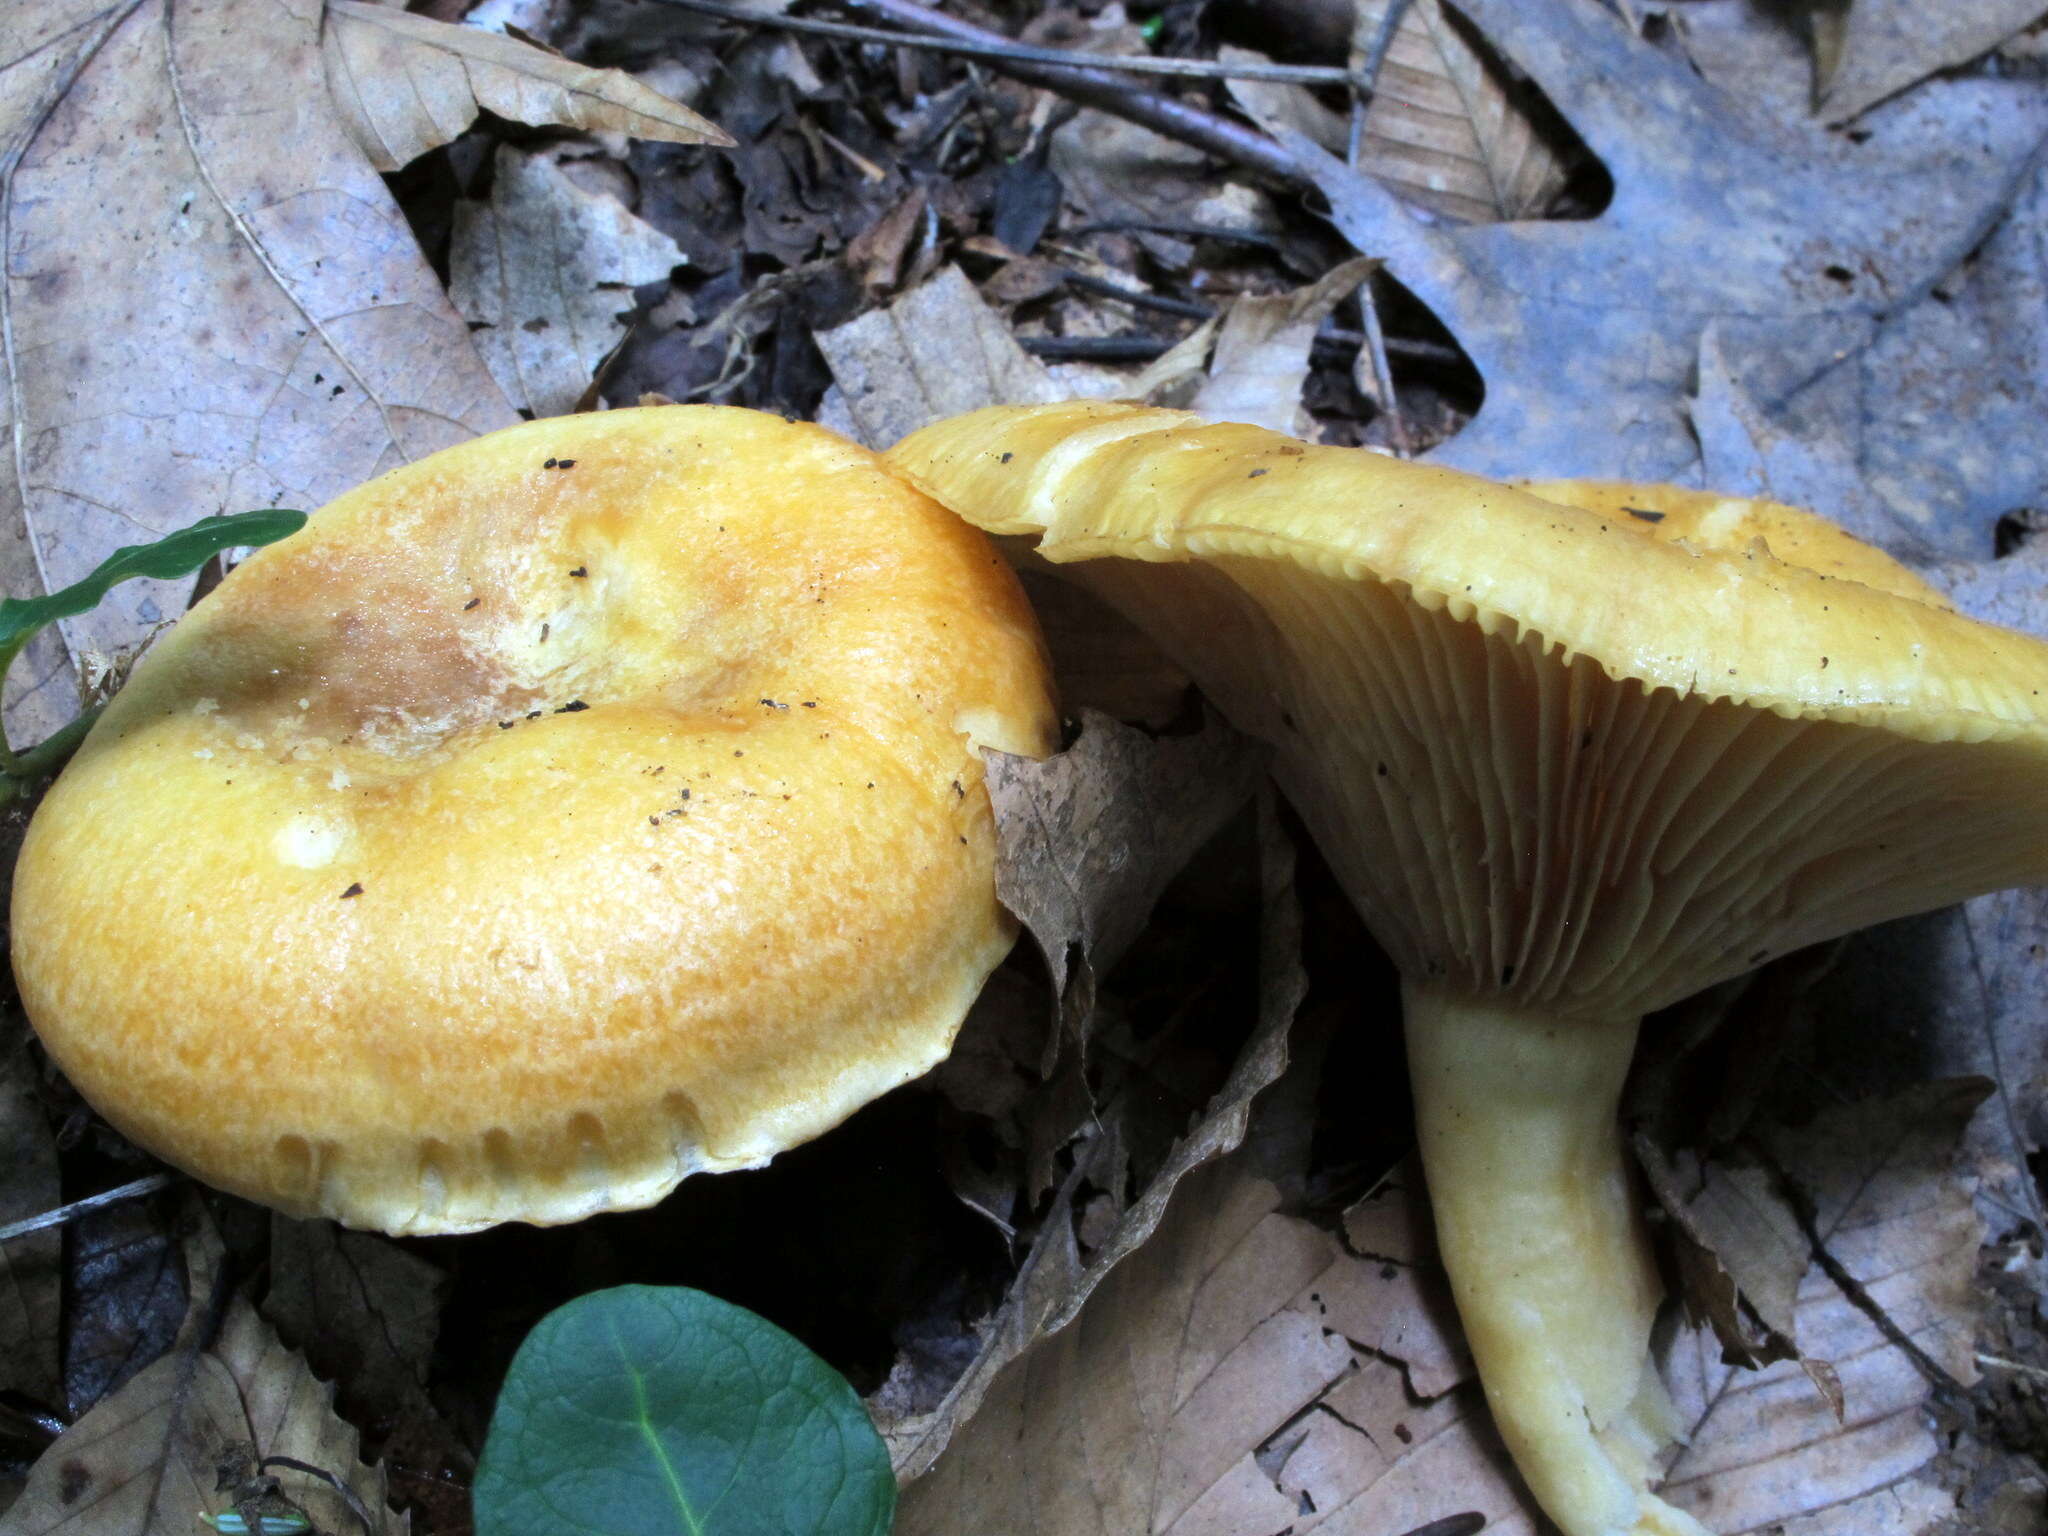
(0, 0, 714, 745)
(879, 794, 1305, 1481)
(986, 708, 1267, 1064)
(320, 0, 727, 172)
(449, 144, 686, 419)
(1190, 256, 1380, 438)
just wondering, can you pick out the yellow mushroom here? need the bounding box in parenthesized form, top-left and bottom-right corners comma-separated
(888, 400, 2048, 1536)
(13, 405, 1057, 1236)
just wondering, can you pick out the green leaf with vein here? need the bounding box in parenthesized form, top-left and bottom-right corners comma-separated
(0, 507, 305, 786)
(475, 1286, 895, 1536)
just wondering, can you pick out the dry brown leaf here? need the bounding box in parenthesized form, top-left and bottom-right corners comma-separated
(879, 794, 1305, 1481)
(3, 1197, 397, 1535)
(900, 1155, 1526, 1536)
(1227, 3, 1569, 224)
(0, 0, 711, 746)
(1013, 569, 1192, 729)
(901, 1060, 1996, 1536)
(1815, 0, 2048, 123)
(987, 708, 1267, 1063)
(0, 1016, 59, 1412)
(813, 266, 1077, 449)
(1661, 1080, 1991, 1533)
(0, 1292, 399, 1536)
(1353, 0, 1571, 222)
(263, 1214, 448, 1430)
(449, 144, 685, 418)
(1637, 1136, 1808, 1371)
(320, 0, 727, 171)
(1190, 257, 1379, 438)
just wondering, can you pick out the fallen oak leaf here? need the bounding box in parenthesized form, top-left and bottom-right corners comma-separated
(1293, 0, 2048, 549)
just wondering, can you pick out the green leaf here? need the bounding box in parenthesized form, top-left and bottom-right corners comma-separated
(474, 1286, 895, 1536)
(0, 506, 307, 667)
(0, 507, 306, 783)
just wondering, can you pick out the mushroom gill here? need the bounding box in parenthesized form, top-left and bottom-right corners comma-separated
(887, 401, 2048, 1536)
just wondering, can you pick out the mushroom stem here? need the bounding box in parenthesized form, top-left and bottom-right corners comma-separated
(1403, 984, 1709, 1536)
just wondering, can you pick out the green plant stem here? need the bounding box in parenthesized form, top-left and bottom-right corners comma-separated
(0, 704, 102, 797)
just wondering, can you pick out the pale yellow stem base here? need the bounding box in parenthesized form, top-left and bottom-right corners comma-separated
(1403, 984, 1711, 1536)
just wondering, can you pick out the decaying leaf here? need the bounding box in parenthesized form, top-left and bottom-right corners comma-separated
(0, 1015, 59, 1411)
(0, 1301, 401, 1536)
(879, 794, 1305, 1481)
(1814, 0, 2048, 125)
(987, 708, 1267, 1063)
(0, 0, 712, 747)
(1190, 257, 1379, 437)
(62, 1193, 186, 1422)
(264, 1215, 448, 1432)
(900, 1152, 1525, 1536)
(1, 1206, 398, 1536)
(1012, 570, 1192, 729)
(1715, 147, 2048, 563)
(1297, 0, 2048, 555)
(1639, 1138, 1808, 1372)
(813, 266, 1079, 449)
(321, 0, 727, 172)
(1661, 1080, 1990, 1532)
(449, 144, 685, 419)
(1227, 0, 1573, 227)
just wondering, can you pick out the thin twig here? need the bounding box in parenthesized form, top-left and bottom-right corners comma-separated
(1399, 1515, 1485, 1536)
(0, 1172, 172, 1245)
(1353, 272, 1412, 455)
(1022, 327, 1459, 368)
(1976, 1351, 2048, 1382)
(657, 0, 1357, 85)
(1064, 272, 1214, 321)
(841, 0, 1309, 186)
(261, 1457, 378, 1536)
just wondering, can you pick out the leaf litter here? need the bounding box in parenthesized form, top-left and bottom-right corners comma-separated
(0, 0, 718, 747)
(2, 0, 2048, 1531)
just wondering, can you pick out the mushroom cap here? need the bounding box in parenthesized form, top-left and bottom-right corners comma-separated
(1514, 478, 1954, 609)
(13, 406, 1058, 1235)
(888, 401, 2048, 1018)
